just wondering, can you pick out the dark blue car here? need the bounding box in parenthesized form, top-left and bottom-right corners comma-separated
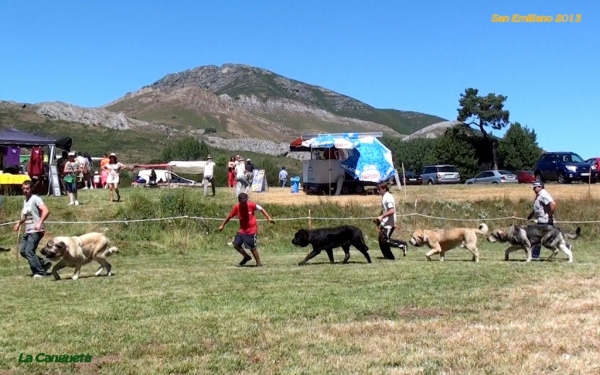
(533, 152, 598, 184)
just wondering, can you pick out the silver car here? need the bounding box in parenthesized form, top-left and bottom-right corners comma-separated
(465, 170, 518, 184)
(421, 165, 461, 185)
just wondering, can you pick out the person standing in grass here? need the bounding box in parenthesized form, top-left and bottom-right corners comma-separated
(227, 156, 236, 188)
(234, 156, 247, 197)
(63, 152, 81, 206)
(279, 166, 288, 187)
(527, 181, 559, 259)
(103, 153, 128, 202)
(203, 155, 216, 197)
(100, 153, 110, 188)
(14, 180, 52, 278)
(219, 192, 274, 267)
(377, 182, 399, 260)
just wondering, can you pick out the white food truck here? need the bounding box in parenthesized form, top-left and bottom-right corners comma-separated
(289, 132, 397, 195)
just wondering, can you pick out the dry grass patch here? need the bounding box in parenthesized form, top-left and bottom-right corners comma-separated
(287, 275, 600, 374)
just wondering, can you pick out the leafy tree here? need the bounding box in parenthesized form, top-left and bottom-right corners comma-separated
(160, 137, 210, 162)
(457, 88, 510, 170)
(382, 137, 437, 173)
(434, 126, 480, 179)
(498, 122, 542, 171)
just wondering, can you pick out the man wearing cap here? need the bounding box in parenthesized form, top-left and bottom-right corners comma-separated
(527, 181, 556, 259)
(203, 155, 216, 197)
(219, 193, 275, 267)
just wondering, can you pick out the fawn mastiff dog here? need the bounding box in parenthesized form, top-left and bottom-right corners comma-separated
(409, 223, 489, 261)
(41, 232, 119, 280)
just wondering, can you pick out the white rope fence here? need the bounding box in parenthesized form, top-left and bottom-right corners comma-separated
(1, 213, 599, 227)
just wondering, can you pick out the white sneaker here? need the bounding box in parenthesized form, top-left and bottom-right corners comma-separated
(32, 274, 45, 278)
(68, 202, 74, 206)
(83, 187, 88, 190)
(75, 201, 80, 206)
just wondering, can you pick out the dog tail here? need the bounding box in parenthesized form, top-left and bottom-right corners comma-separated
(107, 246, 119, 256)
(563, 227, 581, 240)
(476, 223, 489, 235)
(358, 229, 369, 251)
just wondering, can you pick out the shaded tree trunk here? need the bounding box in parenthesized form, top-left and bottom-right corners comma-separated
(491, 139, 498, 170)
(477, 122, 499, 170)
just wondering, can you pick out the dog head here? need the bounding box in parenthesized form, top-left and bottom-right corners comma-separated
(292, 229, 311, 247)
(40, 239, 68, 260)
(409, 229, 428, 247)
(487, 229, 508, 243)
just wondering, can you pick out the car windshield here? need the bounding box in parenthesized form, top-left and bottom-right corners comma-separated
(438, 166, 458, 172)
(566, 154, 585, 163)
(562, 154, 585, 163)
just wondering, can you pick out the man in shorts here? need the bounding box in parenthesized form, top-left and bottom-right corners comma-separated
(219, 193, 275, 267)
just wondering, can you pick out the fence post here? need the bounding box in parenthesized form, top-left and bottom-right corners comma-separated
(308, 209, 312, 229)
(413, 199, 418, 231)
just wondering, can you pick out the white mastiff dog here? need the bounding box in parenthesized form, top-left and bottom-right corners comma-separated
(41, 232, 119, 280)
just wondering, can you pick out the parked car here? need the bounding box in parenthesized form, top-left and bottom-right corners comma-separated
(533, 152, 598, 184)
(584, 157, 600, 174)
(421, 165, 461, 185)
(465, 170, 518, 184)
(515, 170, 536, 184)
(398, 170, 423, 185)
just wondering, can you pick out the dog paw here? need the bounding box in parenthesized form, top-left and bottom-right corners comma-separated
(71, 275, 79, 280)
(95, 268, 104, 276)
(53, 273, 61, 281)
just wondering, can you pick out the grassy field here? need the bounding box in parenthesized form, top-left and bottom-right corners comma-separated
(1, 185, 599, 374)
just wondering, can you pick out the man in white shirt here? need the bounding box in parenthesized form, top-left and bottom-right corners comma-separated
(234, 157, 247, 197)
(279, 167, 289, 187)
(203, 155, 216, 197)
(377, 183, 406, 260)
(527, 181, 561, 259)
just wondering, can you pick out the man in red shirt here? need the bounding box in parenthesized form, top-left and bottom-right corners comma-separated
(219, 193, 274, 266)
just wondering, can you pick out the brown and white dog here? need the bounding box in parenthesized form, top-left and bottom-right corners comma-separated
(41, 232, 119, 280)
(409, 223, 488, 262)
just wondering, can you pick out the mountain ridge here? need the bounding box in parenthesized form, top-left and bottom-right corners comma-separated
(1, 63, 461, 160)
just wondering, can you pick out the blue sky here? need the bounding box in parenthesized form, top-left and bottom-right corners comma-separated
(1, 0, 598, 158)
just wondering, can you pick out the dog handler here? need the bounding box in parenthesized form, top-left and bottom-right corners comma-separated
(527, 181, 556, 259)
(219, 193, 274, 267)
(377, 182, 401, 260)
(14, 180, 52, 278)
